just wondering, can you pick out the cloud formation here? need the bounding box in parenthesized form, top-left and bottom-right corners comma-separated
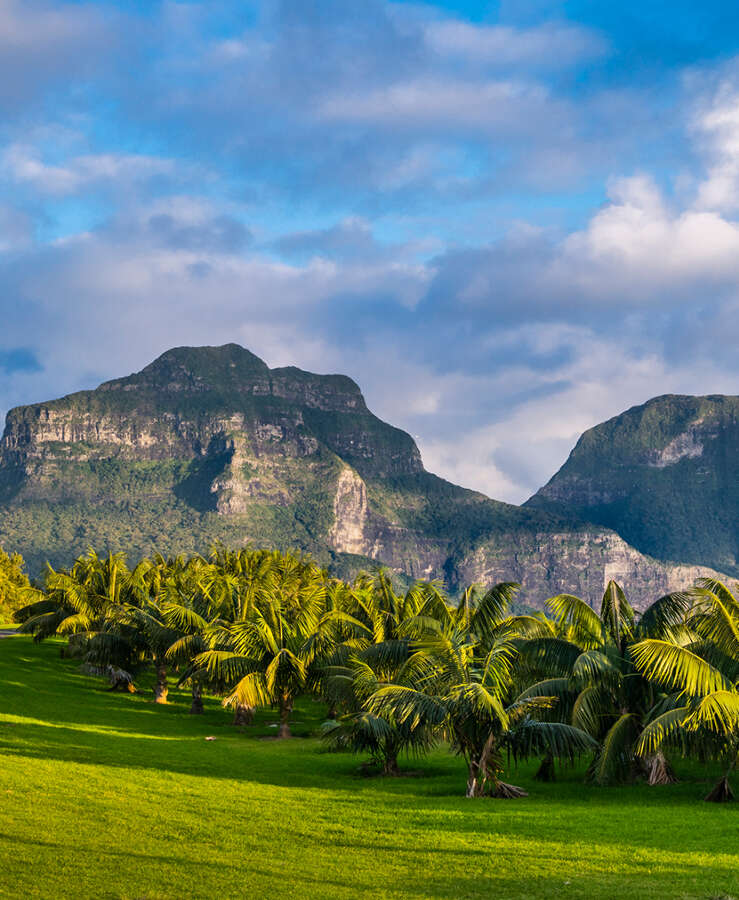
(1, 1, 739, 504)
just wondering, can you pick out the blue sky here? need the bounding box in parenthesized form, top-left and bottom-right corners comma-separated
(2, 0, 739, 502)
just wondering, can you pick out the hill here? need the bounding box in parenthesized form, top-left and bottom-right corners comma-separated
(528, 395, 739, 577)
(0, 345, 727, 606)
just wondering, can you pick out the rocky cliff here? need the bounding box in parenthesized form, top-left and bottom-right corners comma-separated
(0, 345, 728, 608)
(528, 394, 739, 577)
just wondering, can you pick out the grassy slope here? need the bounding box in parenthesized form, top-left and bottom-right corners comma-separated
(0, 637, 737, 900)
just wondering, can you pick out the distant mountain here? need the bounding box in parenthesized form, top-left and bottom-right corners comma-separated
(528, 395, 739, 577)
(0, 345, 726, 607)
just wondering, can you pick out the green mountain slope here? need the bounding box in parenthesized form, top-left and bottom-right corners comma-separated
(527, 394, 739, 576)
(0, 346, 727, 607)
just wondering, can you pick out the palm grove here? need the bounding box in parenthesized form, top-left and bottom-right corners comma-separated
(6, 545, 739, 802)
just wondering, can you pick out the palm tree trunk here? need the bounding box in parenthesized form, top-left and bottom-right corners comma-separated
(705, 776, 734, 802)
(232, 703, 254, 726)
(382, 755, 400, 776)
(492, 780, 529, 799)
(534, 753, 556, 782)
(473, 733, 528, 799)
(645, 751, 678, 786)
(190, 681, 204, 715)
(705, 755, 736, 802)
(278, 696, 293, 739)
(381, 740, 400, 776)
(466, 760, 481, 798)
(466, 733, 497, 797)
(153, 661, 168, 704)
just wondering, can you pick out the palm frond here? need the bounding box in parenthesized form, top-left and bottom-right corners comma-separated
(686, 690, 739, 734)
(546, 594, 603, 648)
(637, 591, 692, 639)
(630, 639, 732, 696)
(589, 712, 640, 785)
(635, 707, 691, 756)
(508, 719, 596, 763)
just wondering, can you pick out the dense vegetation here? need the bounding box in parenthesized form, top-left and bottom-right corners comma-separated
(0, 547, 34, 621)
(11, 545, 739, 803)
(530, 394, 739, 576)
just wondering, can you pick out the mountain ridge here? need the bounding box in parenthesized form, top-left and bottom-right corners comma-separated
(0, 344, 731, 608)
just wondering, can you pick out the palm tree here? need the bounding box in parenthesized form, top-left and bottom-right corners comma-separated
(322, 640, 435, 774)
(318, 571, 457, 771)
(161, 556, 226, 714)
(631, 578, 739, 802)
(16, 550, 134, 643)
(519, 582, 690, 786)
(195, 550, 332, 737)
(367, 584, 594, 797)
(198, 547, 284, 724)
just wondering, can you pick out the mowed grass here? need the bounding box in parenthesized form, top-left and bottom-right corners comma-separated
(0, 637, 737, 900)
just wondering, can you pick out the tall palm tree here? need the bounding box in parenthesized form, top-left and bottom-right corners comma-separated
(631, 578, 739, 801)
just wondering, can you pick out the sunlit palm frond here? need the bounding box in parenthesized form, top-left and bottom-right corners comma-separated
(630, 639, 732, 696)
(546, 594, 603, 648)
(635, 706, 691, 756)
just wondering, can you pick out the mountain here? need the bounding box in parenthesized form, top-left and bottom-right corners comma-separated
(528, 394, 739, 577)
(0, 345, 726, 607)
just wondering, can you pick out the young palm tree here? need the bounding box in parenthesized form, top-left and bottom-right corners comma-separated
(16, 550, 135, 643)
(631, 578, 739, 801)
(318, 571, 456, 770)
(161, 556, 226, 714)
(322, 640, 435, 774)
(367, 591, 594, 797)
(519, 582, 690, 785)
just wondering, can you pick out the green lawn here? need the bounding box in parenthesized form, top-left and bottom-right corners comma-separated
(0, 637, 737, 900)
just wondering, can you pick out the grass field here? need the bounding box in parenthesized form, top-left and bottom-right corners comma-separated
(0, 636, 737, 900)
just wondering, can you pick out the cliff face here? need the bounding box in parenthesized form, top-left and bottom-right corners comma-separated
(0, 345, 729, 609)
(528, 394, 739, 577)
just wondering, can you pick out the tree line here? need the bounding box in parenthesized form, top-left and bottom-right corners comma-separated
(11, 545, 739, 802)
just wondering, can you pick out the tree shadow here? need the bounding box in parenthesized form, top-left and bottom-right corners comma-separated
(2, 634, 738, 886)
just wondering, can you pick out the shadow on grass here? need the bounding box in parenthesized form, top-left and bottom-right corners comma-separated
(1, 635, 737, 865)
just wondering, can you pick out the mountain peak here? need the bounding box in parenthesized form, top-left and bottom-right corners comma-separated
(101, 343, 270, 394)
(528, 392, 739, 575)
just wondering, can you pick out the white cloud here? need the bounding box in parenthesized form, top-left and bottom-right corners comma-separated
(318, 77, 568, 136)
(423, 21, 606, 68)
(554, 174, 739, 299)
(692, 82, 739, 213)
(2, 146, 179, 196)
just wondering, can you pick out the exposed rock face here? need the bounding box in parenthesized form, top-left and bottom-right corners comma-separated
(528, 394, 739, 576)
(648, 425, 707, 468)
(456, 530, 726, 608)
(0, 345, 732, 609)
(328, 467, 369, 555)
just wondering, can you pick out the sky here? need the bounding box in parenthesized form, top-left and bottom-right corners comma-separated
(2, 0, 739, 503)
